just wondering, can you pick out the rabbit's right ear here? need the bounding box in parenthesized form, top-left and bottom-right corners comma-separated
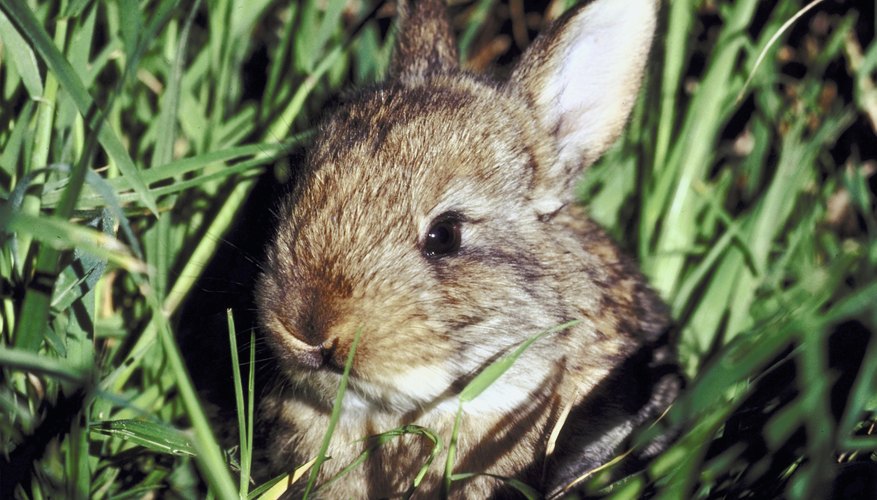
(390, 0, 459, 81)
(508, 0, 658, 214)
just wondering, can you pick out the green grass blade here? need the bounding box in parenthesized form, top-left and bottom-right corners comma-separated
(0, 99, 33, 179)
(151, 0, 199, 169)
(1, 211, 146, 273)
(442, 402, 464, 499)
(245, 329, 256, 497)
(262, 3, 297, 110)
(0, 9, 42, 97)
(227, 309, 250, 497)
(459, 320, 579, 402)
(248, 472, 288, 499)
(40, 138, 308, 209)
(0, 345, 86, 382)
(651, 0, 693, 173)
(90, 419, 197, 457)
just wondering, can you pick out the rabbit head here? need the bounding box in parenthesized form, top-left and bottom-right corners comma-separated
(256, 0, 675, 494)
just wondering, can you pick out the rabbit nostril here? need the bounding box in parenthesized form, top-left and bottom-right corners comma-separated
(319, 345, 332, 363)
(320, 342, 345, 373)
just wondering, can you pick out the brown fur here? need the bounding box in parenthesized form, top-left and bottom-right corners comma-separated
(256, 0, 679, 497)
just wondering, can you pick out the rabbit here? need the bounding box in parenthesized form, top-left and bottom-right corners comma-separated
(254, 0, 682, 497)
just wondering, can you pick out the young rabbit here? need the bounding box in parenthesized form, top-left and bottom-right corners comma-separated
(255, 0, 681, 496)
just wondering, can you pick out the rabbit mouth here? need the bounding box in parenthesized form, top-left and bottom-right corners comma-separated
(262, 314, 342, 371)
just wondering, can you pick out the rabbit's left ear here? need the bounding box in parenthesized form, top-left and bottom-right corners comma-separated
(390, 0, 459, 81)
(508, 0, 658, 210)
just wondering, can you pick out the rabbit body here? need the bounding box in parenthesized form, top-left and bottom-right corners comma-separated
(256, 0, 679, 497)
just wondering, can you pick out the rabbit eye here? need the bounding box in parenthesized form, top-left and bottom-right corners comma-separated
(423, 214, 462, 257)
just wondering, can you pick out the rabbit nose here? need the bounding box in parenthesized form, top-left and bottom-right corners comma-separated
(297, 287, 343, 343)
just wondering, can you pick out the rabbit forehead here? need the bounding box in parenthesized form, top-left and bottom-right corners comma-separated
(308, 77, 540, 205)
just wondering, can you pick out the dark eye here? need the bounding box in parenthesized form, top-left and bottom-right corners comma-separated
(423, 214, 462, 257)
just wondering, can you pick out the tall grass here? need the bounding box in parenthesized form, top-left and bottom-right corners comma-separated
(0, 0, 875, 498)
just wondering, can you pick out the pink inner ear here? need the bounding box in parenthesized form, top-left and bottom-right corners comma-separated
(537, 0, 657, 169)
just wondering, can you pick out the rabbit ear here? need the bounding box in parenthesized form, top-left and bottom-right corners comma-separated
(508, 0, 657, 209)
(390, 0, 459, 80)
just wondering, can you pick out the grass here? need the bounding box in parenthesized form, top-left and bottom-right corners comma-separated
(1, 0, 876, 498)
